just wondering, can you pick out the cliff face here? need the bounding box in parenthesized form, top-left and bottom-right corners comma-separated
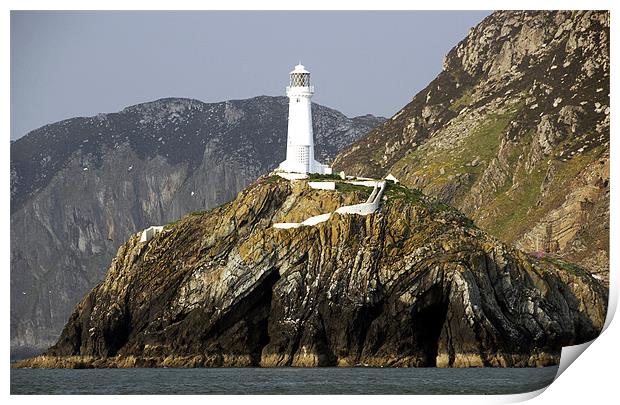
(20, 177, 606, 368)
(333, 11, 609, 279)
(10, 96, 384, 356)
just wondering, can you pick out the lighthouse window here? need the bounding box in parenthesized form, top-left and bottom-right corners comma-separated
(298, 146, 309, 164)
(290, 73, 310, 87)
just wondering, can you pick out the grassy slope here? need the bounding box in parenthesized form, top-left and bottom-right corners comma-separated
(390, 92, 604, 249)
(392, 103, 520, 189)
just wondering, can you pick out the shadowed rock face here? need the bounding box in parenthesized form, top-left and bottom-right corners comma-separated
(20, 177, 605, 368)
(333, 11, 609, 279)
(10, 96, 385, 357)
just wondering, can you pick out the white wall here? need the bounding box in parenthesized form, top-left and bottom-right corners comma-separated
(277, 172, 308, 181)
(140, 225, 164, 242)
(335, 181, 386, 215)
(302, 213, 331, 226)
(308, 181, 336, 190)
(273, 222, 302, 229)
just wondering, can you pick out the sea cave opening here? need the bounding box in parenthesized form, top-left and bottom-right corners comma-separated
(410, 291, 449, 367)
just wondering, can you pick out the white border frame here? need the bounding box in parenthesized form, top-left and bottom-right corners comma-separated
(3, 1, 617, 403)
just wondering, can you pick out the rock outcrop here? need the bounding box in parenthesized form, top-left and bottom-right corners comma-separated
(333, 11, 609, 279)
(10, 96, 384, 357)
(16, 177, 607, 368)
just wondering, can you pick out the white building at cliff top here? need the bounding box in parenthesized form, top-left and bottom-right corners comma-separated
(278, 63, 332, 175)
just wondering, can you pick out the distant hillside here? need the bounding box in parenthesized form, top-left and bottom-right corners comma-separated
(334, 11, 609, 278)
(10, 95, 385, 357)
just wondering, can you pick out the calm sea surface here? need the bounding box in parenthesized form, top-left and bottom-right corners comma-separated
(11, 366, 558, 395)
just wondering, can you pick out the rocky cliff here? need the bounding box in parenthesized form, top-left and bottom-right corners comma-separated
(10, 96, 384, 357)
(333, 11, 609, 279)
(16, 176, 607, 368)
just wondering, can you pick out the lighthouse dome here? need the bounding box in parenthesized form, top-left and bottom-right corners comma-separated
(290, 63, 309, 74)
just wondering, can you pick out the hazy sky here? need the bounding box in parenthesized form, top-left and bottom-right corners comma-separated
(11, 11, 490, 140)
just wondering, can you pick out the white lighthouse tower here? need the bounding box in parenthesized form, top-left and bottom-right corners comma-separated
(278, 63, 331, 175)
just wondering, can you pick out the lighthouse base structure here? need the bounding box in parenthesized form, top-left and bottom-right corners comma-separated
(278, 159, 332, 175)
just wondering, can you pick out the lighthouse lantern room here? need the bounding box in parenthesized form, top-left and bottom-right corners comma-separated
(278, 63, 332, 175)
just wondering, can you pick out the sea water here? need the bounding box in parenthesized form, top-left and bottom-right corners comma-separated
(11, 366, 558, 395)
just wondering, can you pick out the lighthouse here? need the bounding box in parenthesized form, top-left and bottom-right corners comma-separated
(278, 63, 331, 175)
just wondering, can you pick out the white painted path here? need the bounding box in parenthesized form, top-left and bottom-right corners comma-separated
(273, 180, 386, 229)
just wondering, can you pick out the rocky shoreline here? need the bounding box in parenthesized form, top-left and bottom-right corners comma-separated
(14, 351, 561, 369)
